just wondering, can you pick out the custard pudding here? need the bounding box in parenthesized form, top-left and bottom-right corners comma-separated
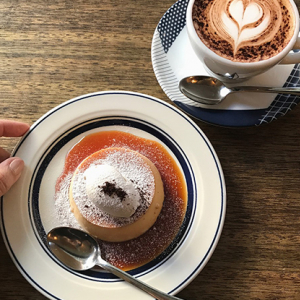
(54, 130, 187, 271)
(69, 147, 164, 242)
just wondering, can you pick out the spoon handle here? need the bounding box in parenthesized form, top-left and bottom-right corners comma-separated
(232, 86, 300, 95)
(97, 258, 183, 300)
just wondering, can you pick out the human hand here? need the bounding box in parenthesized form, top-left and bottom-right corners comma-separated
(0, 120, 30, 197)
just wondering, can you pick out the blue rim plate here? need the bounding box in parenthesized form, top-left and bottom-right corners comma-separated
(151, 0, 300, 127)
(0, 91, 225, 300)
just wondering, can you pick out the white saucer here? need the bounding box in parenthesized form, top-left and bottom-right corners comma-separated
(0, 91, 225, 300)
(151, 0, 300, 127)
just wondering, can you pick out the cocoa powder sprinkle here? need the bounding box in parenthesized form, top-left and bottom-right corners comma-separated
(100, 181, 128, 202)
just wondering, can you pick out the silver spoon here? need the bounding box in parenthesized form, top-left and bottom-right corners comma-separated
(179, 75, 300, 105)
(47, 227, 183, 300)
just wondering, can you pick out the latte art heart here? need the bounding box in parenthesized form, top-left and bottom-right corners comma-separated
(221, 0, 270, 53)
(217, 0, 275, 54)
(192, 0, 295, 62)
(229, 1, 263, 27)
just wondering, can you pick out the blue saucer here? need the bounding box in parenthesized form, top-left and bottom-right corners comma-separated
(151, 0, 300, 127)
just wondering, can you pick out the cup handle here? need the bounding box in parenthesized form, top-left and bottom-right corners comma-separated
(280, 35, 300, 64)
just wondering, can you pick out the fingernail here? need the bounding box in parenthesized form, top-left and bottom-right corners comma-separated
(9, 158, 24, 176)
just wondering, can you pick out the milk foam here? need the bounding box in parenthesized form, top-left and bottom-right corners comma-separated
(84, 164, 140, 218)
(193, 0, 295, 62)
(218, 0, 273, 53)
(222, 0, 271, 52)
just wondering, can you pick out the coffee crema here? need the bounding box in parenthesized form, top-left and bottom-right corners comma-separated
(192, 0, 296, 62)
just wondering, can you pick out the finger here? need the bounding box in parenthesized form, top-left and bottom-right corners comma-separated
(0, 157, 24, 197)
(0, 120, 30, 137)
(0, 147, 10, 163)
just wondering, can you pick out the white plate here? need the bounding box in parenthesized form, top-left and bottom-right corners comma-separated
(151, 0, 300, 127)
(0, 91, 226, 300)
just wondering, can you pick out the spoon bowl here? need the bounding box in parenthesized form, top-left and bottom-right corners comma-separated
(179, 75, 300, 105)
(47, 227, 99, 271)
(47, 227, 183, 300)
(179, 76, 230, 105)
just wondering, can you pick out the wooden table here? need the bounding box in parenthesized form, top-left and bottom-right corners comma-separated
(1, 1, 300, 299)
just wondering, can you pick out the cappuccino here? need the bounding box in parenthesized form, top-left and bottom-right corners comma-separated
(192, 0, 296, 62)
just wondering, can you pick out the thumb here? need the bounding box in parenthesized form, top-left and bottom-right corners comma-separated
(0, 157, 24, 197)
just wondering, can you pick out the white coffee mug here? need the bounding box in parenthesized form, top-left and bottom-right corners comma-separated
(186, 0, 300, 81)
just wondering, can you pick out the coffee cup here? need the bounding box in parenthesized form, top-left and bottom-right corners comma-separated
(186, 0, 300, 81)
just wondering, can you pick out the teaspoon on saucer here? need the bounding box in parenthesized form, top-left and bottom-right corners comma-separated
(179, 75, 300, 105)
(47, 227, 183, 300)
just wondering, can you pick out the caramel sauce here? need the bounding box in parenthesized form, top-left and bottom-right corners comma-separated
(56, 130, 187, 271)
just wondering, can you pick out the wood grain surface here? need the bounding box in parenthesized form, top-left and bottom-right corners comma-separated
(0, 0, 300, 299)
